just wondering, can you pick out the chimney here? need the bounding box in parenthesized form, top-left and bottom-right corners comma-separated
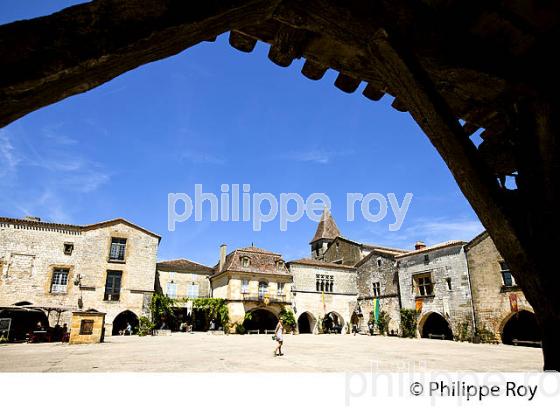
(415, 241, 426, 250)
(24, 216, 41, 222)
(219, 244, 227, 272)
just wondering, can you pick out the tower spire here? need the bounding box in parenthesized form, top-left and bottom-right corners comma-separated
(310, 207, 340, 259)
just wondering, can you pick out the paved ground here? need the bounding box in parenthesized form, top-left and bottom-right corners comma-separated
(0, 333, 543, 372)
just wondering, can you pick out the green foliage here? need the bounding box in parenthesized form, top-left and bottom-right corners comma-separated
(376, 311, 390, 335)
(456, 320, 472, 342)
(475, 326, 496, 344)
(244, 311, 253, 322)
(191, 298, 230, 331)
(0, 335, 8, 343)
(137, 316, 155, 336)
(400, 308, 419, 338)
(317, 315, 324, 334)
(279, 307, 296, 330)
(235, 323, 246, 334)
(149, 293, 176, 325)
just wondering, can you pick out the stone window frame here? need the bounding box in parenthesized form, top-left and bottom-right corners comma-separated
(315, 274, 334, 293)
(45, 265, 74, 295)
(186, 282, 199, 298)
(413, 272, 434, 297)
(103, 269, 123, 301)
(500, 261, 516, 287)
(277, 282, 285, 296)
(166, 281, 177, 299)
(372, 281, 381, 297)
(240, 278, 250, 294)
(50, 267, 70, 294)
(240, 256, 251, 268)
(275, 259, 285, 270)
(108, 237, 127, 263)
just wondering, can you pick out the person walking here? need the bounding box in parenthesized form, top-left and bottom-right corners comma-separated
(273, 319, 284, 357)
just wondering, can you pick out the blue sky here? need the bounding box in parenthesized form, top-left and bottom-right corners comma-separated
(0, 1, 483, 266)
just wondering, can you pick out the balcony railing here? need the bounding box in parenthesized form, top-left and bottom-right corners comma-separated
(241, 292, 288, 304)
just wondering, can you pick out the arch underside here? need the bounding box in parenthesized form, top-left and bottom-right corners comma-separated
(1, 0, 559, 369)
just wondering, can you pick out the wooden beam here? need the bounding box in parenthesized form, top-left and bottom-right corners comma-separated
(0, 0, 280, 127)
(229, 30, 258, 52)
(334, 73, 361, 93)
(301, 59, 328, 80)
(362, 82, 385, 101)
(268, 24, 308, 67)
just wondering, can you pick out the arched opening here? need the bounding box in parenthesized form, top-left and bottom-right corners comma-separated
(323, 311, 344, 334)
(501, 310, 541, 347)
(112, 310, 139, 336)
(243, 308, 278, 333)
(297, 312, 316, 334)
(420, 312, 453, 340)
(0, 307, 49, 341)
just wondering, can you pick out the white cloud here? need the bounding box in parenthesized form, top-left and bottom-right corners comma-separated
(282, 148, 354, 164)
(0, 131, 21, 179)
(356, 216, 484, 250)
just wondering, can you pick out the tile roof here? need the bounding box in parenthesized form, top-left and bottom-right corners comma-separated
(310, 207, 341, 243)
(214, 246, 289, 276)
(395, 240, 467, 258)
(157, 259, 214, 274)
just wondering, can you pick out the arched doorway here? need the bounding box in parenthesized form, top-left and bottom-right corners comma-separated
(243, 309, 278, 333)
(112, 310, 139, 336)
(420, 312, 453, 340)
(297, 312, 316, 334)
(0, 307, 49, 341)
(501, 310, 541, 347)
(323, 311, 344, 334)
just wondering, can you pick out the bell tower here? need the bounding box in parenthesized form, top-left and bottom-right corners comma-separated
(310, 207, 340, 260)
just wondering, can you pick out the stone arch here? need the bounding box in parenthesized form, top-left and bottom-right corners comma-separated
(111, 310, 139, 336)
(500, 310, 541, 347)
(323, 311, 344, 334)
(418, 311, 453, 340)
(243, 307, 278, 333)
(297, 311, 316, 334)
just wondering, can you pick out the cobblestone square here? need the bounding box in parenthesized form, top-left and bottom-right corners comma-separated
(0, 333, 543, 372)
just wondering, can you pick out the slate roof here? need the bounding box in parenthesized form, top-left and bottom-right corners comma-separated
(310, 208, 341, 243)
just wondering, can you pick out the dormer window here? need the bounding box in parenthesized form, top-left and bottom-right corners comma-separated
(241, 256, 250, 268)
(276, 260, 285, 270)
(63, 243, 74, 255)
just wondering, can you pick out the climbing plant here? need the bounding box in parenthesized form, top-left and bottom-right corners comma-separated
(376, 310, 390, 335)
(400, 308, 419, 338)
(279, 307, 296, 331)
(191, 298, 230, 331)
(149, 293, 176, 326)
(137, 316, 155, 336)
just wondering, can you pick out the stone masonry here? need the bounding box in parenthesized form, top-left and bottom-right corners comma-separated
(0, 217, 160, 336)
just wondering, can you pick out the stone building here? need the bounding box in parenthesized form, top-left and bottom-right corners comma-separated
(288, 258, 357, 334)
(465, 231, 539, 346)
(322, 236, 377, 266)
(397, 240, 474, 340)
(210, 245, 293, 332)
(0, 216, 160, 337)
(355, 247, 405, 334)
(156, 258, 213, 330)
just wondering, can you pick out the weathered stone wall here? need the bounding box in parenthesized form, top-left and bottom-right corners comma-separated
(157, 270, 211, 299)
(290, 263, 357, 333)
(356, 251, 401, 334)
(0, 220, 159, 334)
(466, 233, 533, 341)
(397, 244, 474, 338)
(322, 238, 364, 266)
